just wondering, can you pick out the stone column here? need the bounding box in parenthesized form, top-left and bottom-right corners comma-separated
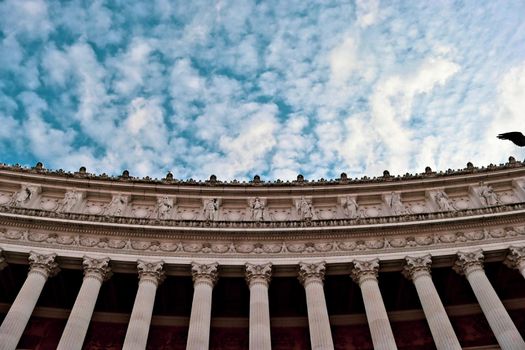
(454, 250, 525, 350)
(504, 246, 525, 279)
(298, 262, 334, 350)
(186, 262, 218, 350)
(403, 255, 461, 350)
(57, 257, 112, 350)
(245, 263, 272, 350)
(351, 259, 397, 350)
(0, 252, 59, 350)
(122, 260, 165, 350)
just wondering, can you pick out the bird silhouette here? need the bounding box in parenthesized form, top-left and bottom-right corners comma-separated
(497, 132, 525, 147)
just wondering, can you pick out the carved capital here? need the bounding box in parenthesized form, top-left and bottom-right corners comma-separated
(403, 255, 432, 281)
(504, 246, 525, 271)
(298, 262, 326, 286)
(137, 260, 165, 286)
(83, 256, 112, 282)
(453, 250, 484, 276)
(28, 251, 60, 278)
(191, 262, 219, 286)
(245, 263, 272, 286)
(351, 259, 379, 285)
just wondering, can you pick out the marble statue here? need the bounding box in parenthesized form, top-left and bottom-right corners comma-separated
(342, 196, 359, 218)
(10, 185, 40, 207)
(389, 192, 407, 215)
(478, 183, 500, 207)
(203, 198, 219, 221)
(434, 190, 455, 211)
(249, 197, 265, 221)
(156, 196, 174, 220)
(297, 197, 314, 220)
(57, 190, 83, 213)
(104, 194, 129, 216)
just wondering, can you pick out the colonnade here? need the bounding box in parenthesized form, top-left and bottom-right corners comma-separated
(0, 247, 524, 350)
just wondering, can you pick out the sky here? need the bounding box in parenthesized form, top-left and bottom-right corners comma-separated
(0, 0, 525, 181)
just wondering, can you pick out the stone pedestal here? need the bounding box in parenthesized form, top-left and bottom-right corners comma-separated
(57, 257, 111, 350)
(186, 262, 218, 350)
(455, 250, 525, 350)
(246, 263, 272, 350)
(0, 252, 59, 350)
(403, 255, 461, 350)
(352, 259, 397, 350)
(122, 260, 165, 350)
(299, 262, 334, 350)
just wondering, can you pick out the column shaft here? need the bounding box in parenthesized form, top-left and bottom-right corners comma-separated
(360, 278, 397, 350)
(186, 280, 214, 350)
(122, 279, 158, 350)
(0, 271, 47, 350)
(57, 276, 103, 349)
(304, 280, 334, 350)
(466, 269, 525, 350)
(249, 281, 271, 350)
(412, 274, 461, 349)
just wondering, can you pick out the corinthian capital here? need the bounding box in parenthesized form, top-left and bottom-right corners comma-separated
(453, 250, 484, 276)
(137, 260, 165, 286)
(191, 262, 219, 286)
(83, 256, 112, 282)
(351, 259, 379, 285)
(298, 262, 326, 286)
(28, 251, 60, 278)
(245, 263, 272, 286)
(504, 246, 525, 270)
(403, 255, 432, 281)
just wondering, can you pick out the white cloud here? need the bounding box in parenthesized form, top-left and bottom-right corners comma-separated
(356, 0, 380, 28)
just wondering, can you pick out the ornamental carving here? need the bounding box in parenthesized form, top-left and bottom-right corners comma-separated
(296, 197, 314, 221)
(137, 260, 165, 285)
(28, 251, 60, 277)
(245, 263, 272, 286)
(155, 196, 175, 220)
(351, 259, 379, 285)
(403, 255, 432, 281)
(432, 190, 456, 212)
(104, 194, 129, 216)
(386, 192, 407, 215)
(191, 262, 218, 285)
(248, 197, 266, 221)
(504, 246, 525, 270)
(340, 196, 359, 218)
(476, 182, 501, 207)
(453, 250, 484, 276)
(203, 198, 220, 221)
(83, 256, 112, 281)
(10, 184, 41, 208)
(298, 262, 326, 285)
(57, 190, 84, 213)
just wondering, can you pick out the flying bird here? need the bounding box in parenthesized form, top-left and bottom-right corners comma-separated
(497, 132, 525, 147)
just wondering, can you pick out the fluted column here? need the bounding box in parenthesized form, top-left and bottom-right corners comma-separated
(504, 246, 525, 279)
(0, 252, 59, 350)
(454, 250, 525, 350)
(245, 263, 272, 350)
(57, 257, 112, 350)
(122, 260, 165, 350)
(298, 262, 334, 350)
(403, 255, 461, 350)
(351, 259, 397, 350)
(186, 262, 218, 350)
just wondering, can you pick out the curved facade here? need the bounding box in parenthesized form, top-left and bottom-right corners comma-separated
(0, 161, 524, 349)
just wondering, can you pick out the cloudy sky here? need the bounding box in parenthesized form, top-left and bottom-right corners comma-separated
(0, 1, 524, 180)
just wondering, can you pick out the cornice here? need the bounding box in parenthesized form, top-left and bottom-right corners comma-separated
(1, 159, 524, 195)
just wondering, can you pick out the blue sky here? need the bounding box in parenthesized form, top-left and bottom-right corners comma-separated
(1, 1, 525, 180)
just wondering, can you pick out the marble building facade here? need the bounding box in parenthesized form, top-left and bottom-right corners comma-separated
(0, 160, 524, 349)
